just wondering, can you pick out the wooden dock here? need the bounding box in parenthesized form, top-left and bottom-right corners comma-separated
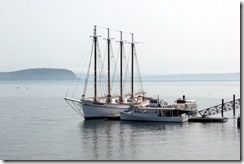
(188, 117, 227, 122)
(107, 116, 228, 122)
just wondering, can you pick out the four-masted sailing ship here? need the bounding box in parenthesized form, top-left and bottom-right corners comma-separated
(64, 26, 147, 119)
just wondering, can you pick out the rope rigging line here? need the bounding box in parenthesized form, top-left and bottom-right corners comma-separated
(82, 39, 94, 99)
(68, 27, 145, 100)
(134, 47, 144, 93)
(65, 38, 92, 98)
(97, 41, 102, 96)
(123, 45, 131, 96)
(100, 41, 108, 96)
(72, 39, 93, 98)
(110, 44, 117, 95)
(65, 99, 84, 117)
(100, 38, 116, 97)
(111, 46, 120, 96)
(97, 40, 107, 98)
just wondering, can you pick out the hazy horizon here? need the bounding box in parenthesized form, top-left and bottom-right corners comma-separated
(0, 0, 240, 75)
(0, 67, 239, 81)
(0, 67, 240, 76)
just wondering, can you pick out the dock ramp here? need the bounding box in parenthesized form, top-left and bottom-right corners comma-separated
(198, 98, 240, 118)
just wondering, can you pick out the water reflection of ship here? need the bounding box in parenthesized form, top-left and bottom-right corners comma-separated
(79, 120, 183, 159)
(80, 120, 133, 160)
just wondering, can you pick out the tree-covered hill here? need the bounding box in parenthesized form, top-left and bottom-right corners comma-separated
(0, 68, 77, 80)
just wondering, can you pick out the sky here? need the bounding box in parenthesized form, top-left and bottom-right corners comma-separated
(0, 0, 240, 75)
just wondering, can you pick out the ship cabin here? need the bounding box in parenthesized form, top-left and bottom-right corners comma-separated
(175, 98, 197, 111)
(149, 98, 168, 107)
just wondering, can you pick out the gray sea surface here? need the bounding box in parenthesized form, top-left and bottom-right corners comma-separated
(0, 80, 240, 160)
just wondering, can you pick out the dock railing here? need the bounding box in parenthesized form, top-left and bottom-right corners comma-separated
(198, 98, 240, 118)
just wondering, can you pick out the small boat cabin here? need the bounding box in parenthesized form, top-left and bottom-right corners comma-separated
(149, 98, 168, 107)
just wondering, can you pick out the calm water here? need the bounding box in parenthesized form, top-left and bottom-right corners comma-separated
(0, 80, 240, 160)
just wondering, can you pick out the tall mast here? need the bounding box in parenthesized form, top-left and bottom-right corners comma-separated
(107, 28, 111, 102)
(131, 33, 134, 99)
(93, 25, 97, 101)
(120, 31, 123, 103)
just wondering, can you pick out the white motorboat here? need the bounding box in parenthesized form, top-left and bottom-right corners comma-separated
(175, 95, 198, 115)
(120, 98, 189, 122)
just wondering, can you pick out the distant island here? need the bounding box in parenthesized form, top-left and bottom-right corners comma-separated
(0, 68, 77, 81)
(0, 68, 240, 81)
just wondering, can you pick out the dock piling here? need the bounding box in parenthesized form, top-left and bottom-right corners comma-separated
(233, 94, 235, 116)
(237, 116, 240, 128)
(221, 99, 224, 118)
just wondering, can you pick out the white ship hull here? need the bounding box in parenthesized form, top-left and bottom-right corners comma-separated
(81, 101, 130, 119)
(120, 111, 188, 123)
(64, 97, 149, 119)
